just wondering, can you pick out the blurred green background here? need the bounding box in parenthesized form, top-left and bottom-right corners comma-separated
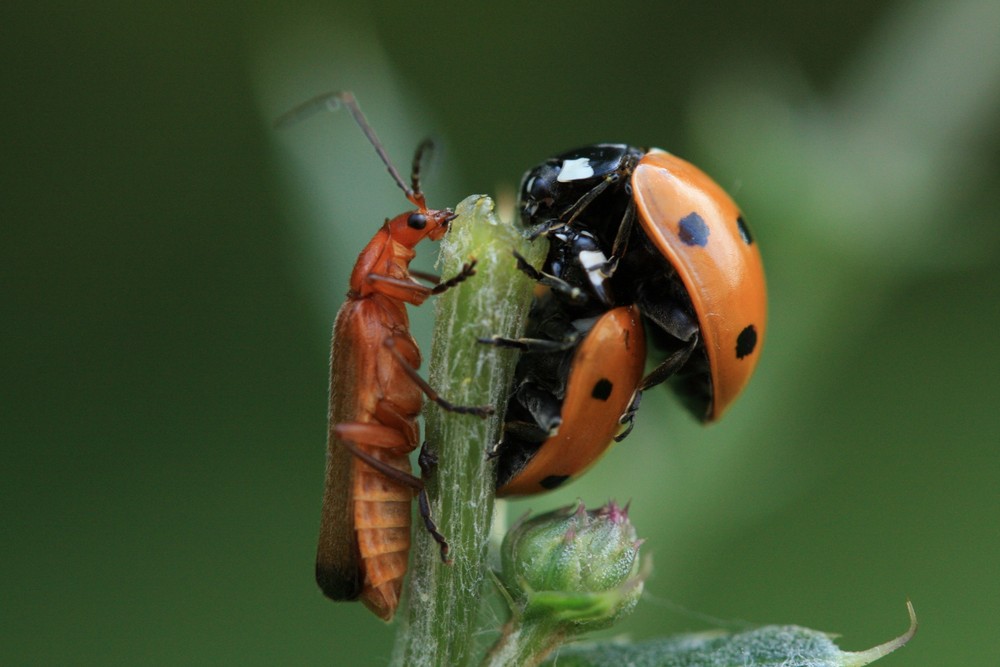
(4, 1, 999, 664)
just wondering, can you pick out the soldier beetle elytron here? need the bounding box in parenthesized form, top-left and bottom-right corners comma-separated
(276, 92, 492, 621)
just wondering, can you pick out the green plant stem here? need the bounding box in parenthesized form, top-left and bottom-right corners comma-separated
(391, 195, 547, 667)
(484, 618, 565, 667)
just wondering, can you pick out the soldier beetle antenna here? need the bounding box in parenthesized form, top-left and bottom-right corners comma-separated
(275, 90, 426, 209)
(410, 138, 434, 202)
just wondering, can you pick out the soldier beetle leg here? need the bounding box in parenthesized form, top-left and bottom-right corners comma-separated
(340, 438, 450, 563)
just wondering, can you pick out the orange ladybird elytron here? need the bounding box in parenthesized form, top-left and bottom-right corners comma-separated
(493, 298, 646, 496)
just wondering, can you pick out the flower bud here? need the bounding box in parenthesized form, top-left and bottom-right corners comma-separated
(498, 500, 645, 630)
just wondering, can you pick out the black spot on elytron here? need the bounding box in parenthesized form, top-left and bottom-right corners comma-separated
(540, 475, 570, 490)
(678, 212, 710, 247)
(736, 215, 753, 245)
(736, 325, 757, 359)
(591, 378, 613, 401)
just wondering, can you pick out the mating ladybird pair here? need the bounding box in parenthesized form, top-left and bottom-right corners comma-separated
(283, 94, 765, 620)
(493, 143, 766, 495)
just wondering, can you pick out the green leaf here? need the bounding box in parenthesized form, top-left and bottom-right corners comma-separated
(541, 601, 916, 667)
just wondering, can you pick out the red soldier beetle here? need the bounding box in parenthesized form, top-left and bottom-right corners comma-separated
(278, 92, 491, 620)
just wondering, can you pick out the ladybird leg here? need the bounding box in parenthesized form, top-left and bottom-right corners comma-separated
(384, 338, 494, 417)
(511, 251, 587, 304)
(641, 296, 701, 343)
(516, 382, 563, 434)
(525, 219, 558, 241)
(639, 334, 699, 391)
(511, 250, 545, 280)
(486, 417, 551, 460)
(605, 196, 637, 278)
(485, 439, 502, 459)
(615, 390, 642, 442)
(498, 419, 551, 445)
(560, 174, 615, 226)
(477, 334, 578, 352)
(522, 176, 617, 240)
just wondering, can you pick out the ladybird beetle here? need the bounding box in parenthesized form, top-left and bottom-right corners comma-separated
(278, 91, 490, 621)
(487, 143, 765, 497)
(519, 143, 766, 422)
(492, 287, 646, 496)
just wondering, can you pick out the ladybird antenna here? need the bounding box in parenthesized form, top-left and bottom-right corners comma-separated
(410, 139, 434, 200)
(275, 91, 422, 208)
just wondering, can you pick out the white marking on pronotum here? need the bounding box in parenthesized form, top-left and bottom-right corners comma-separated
(556, 158, 594, 183)
(578, 249, 609, 292)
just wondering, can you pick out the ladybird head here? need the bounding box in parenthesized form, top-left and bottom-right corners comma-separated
(519, 144, 645, 244)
